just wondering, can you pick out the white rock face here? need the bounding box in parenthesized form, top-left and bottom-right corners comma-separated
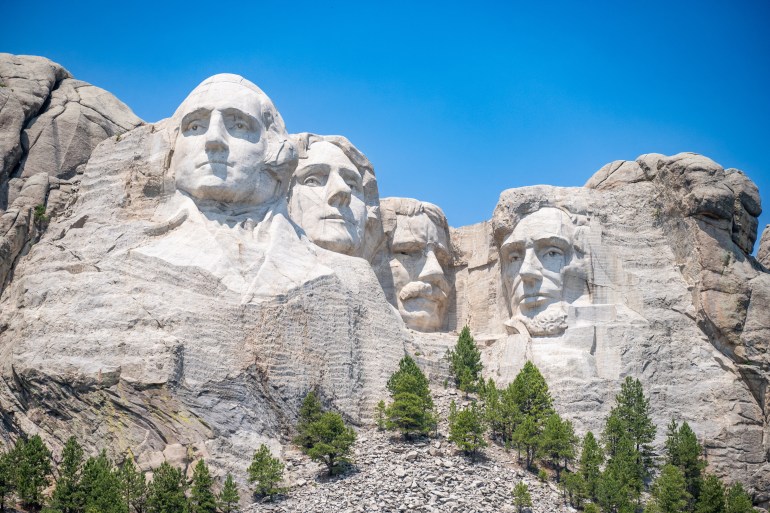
(288, 133, 383, 260)
(0, 73, 407, 486)
(380, 198, 453, 332)
(0, 58, 767, 505)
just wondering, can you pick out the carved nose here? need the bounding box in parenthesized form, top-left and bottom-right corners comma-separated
(518, 249, 542, 282)
(326, 171, 351, 207)
(205, 113, 229, 152)
(418, 249, 444, 281)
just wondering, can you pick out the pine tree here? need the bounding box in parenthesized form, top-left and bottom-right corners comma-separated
(695, 474, 725, 513)
(561, 470, 586, 508)
(584, 504, 600, 513)
(375, 400, 386, 431)
(648, 464, 690, 513)
(597, 436, 638, 513)
(579, 431, 604, 501)
(189, 459, 217, 513)
(603, 377, 656, 485)
(540, 413, 578, 481)
(510, 362, 553, 419)
(480, 378, 505, 441)
(665, 419, 705, 505)
(118, 454, 147, 513)
(247, 444, 285, 498)
(49, 436, 85, 513)
(385, 356, 436, 438)
(146, 461, 186, 513)
(447, 400, 487, 459)
(79, 451, 124, 513)
(498, 381, 523, 446)
(0, 448, 13, 513)
(306, 412, 357, 475)
(724, 482, 753, 513)
(447, 326, 483, 395)
(293, 391, 323, 450)
(14, 434, 52, 510)
(218, 473, 240, 513)
(512, 414, 540, 470)
(512, 481, 532, 513)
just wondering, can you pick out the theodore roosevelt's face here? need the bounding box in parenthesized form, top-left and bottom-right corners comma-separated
(389, 212, 451, 332)
(288, 141, 367, 256)
(500, 208, 575, 318)
(171, 82, 279, 206)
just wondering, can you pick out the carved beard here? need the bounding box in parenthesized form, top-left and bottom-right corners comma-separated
(517, 302, 568, 337)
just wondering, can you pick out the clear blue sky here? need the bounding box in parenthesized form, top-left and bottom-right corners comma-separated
(3, 0, 769, 249)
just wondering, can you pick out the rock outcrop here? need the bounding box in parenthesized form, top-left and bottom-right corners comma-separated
(759, 224, 770, 268)
(0, 56, 767, 506)
(0, 53, 142, 291)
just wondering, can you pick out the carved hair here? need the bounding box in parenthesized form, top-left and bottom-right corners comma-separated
(380, 197, 449, 240)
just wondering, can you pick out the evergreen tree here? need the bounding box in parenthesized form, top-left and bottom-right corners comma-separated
(447, 326, 483, 395)
(480, 378, 505, 441)
(695, 474, 725, 513)
(79, 451, 124, 513)
(597, 436, 638, 513)
(498, 381, 523, 446)
(540, 413, 578, 481)
(117, 454, 147, 513)
(579, 431, 604, 501)
(49, 436, 85, 513)
(665, 419, 705, 505)
(648, 464, 690, 513)
(14, 434, 52, 510)
(510, 361, 553, 419)
(247, 444, 284, 498)
(188, 459, 217, 513)
(447, 400, 487, 459)
(509, 361, 553, 466)
(512, 414, 540, 470)
(375, 400, 386, 431)
(217, 473, 240, 513)
(724, 483, 753, 513)
(305, 412, 357, 475)
(603, 377, 656, 484)
(293, 391, 323, 449)
(584, 504, 600, 513)
(146, 462, 186, 513)
(0, 448, 13, 513)
(512, 481, 532, 513)
(561, 470, 585, 508)
(385, 356, 436, 438)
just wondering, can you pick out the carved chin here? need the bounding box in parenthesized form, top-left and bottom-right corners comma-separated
(516, 302, 568, 337)
(399, 298, 445, 332)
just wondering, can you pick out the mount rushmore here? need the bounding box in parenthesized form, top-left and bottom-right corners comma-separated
(0, 54, 768, 503)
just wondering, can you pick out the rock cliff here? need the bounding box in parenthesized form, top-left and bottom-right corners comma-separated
(0, 55, 767, 505)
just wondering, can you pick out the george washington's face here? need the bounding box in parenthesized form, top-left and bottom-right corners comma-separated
(171, 81, 280, 206)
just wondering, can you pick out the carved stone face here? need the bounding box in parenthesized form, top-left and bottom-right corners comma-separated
(500, 207, 581, 336)
(389, 212, 451, 331)
(171, 79, 280, 206)
(288, 141, 367, 256)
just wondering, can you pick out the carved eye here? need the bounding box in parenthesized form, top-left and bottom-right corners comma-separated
(509, 253, 522, 263)
(304, 176, 322, 186)
(544, 248, 563, 258)
(235, 122, 246, 130)
(190, 123, 200, 132)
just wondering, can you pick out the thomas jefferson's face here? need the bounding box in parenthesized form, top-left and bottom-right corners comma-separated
(500, 208, 575, 319)
(171, 82, 280, 205)
(288, 142, 367, 256)
(389, 213, 451, 331)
